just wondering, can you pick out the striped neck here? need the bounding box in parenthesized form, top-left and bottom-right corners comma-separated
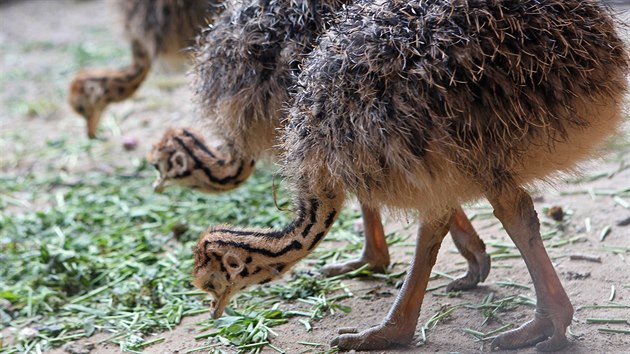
(193, 191, 344, 317)
(107, 40, 151, 103)
(150, 128, 256, 193)
(206, 193, 343, 264)
(70, 39, 153, 138)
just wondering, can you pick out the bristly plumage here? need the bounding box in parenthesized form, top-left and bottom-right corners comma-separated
(111, 0, 221, 61)
(191, 0, 350, 157)
(193, 0, 627, 350)
(285, 0, 629, 214)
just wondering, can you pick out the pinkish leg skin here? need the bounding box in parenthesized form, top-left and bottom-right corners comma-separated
(488, 188, 573, 352)
(320, 204, 390, 276)
(446, 207, 491, 292)
(331, 211, 454, 350)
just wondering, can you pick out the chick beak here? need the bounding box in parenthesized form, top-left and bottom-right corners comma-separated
(153, 177, 166, 193)
(210, 301, 222, 319)
(86, 110, 103, 139)
(210, 289, 233, 319)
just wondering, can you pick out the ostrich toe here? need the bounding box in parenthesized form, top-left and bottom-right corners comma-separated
(319, 256, 389, 276)
(331, 323, 414, 351)
(321, 205, 390, 276)
(446, 208, 491, 291)
(491, 315, 569, 352)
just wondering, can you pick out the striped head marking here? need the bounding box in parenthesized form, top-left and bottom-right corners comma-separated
(148, 128, 199, 192)
(192, 228, 286, 319)
(148, 128, 255, 194)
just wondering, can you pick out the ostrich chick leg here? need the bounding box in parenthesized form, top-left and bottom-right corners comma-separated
(321, 206, 491, 294)
(489, 188, 573, 352)
(446, 207, 491, 291)
(320, 205, 389, 275)
(332, 211, 454, 350)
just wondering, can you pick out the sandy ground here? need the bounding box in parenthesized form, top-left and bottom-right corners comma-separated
(1, 0, 629, 353)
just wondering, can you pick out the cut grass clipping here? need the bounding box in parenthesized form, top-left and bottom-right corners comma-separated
(3, 160, 629, 352)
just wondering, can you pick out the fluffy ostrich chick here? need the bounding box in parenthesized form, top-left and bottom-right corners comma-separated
(68, 0, 220, 138)
(149, 0, 492, 285)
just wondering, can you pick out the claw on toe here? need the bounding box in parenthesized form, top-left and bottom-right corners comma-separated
(445, 253, 491, 292)
(445, 273, 480, 292)
(332, 332, 392, 351)
(535, 333, 569, 352)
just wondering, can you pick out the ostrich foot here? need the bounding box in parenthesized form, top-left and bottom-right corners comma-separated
(321, 205, 390, 277)
(446, 207, 492, 292)
(491, 311, 571, 352)
(330, 210, 454, 351)
(331, 323, 414, 350)
(446, 251, 491, 292)
(319, 254, 389, 276)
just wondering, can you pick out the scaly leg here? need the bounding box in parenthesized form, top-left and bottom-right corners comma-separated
(331, 210, 454, 350)
(488, 188, 573, 352)
(320, 204, 390, 276)
(446, 207, 491, 292)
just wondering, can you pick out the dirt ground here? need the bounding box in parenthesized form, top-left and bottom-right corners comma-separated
(1, 0, 629, 353)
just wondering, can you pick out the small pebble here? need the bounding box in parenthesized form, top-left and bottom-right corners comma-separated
(616, 216, 630, 227)
(18, 327, 39, 340)
(564, 271, 591, 281)
(547, 205, 564, 221)
(122, 136, 138, 151)
(63, 343, 94, 354)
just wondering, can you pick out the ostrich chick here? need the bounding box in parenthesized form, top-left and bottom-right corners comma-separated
(192, 0, 628, 351)
(68, 0, 219, 138)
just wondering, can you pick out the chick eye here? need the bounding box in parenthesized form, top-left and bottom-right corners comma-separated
(173, 154, 185, 167)
(204, 280, 216, 291)
(225, 254, 241, 269)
